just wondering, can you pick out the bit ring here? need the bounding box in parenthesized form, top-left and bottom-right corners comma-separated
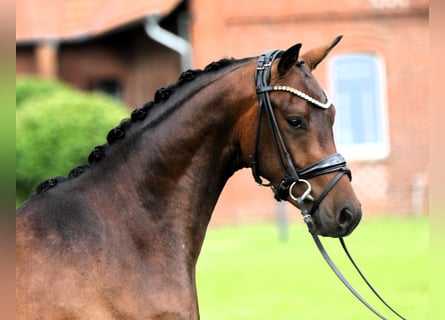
(289, 179, 313, 201)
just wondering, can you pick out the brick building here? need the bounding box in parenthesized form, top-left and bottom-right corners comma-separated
(16, 0, 429, 225)
(16, 0, 189, 108)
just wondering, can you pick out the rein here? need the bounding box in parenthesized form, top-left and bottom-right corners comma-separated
(250, 50, 407, 320)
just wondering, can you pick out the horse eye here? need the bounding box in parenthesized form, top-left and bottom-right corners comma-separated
(287, 117, 305, 129)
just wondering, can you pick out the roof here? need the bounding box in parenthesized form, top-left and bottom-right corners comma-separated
(16, 0, 181, 43)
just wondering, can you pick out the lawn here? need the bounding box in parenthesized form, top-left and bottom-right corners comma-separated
(196, 216, 428, 320)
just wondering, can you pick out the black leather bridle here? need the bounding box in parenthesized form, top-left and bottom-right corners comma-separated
(250, 49, 351, 210)
(250, 50, 406, 320)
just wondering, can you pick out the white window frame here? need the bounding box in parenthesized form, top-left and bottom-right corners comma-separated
(328, 53, 390, 161)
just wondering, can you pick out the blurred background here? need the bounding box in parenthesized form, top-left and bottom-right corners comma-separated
(16, 0, 428, 223)
(16, 0, 429, 318)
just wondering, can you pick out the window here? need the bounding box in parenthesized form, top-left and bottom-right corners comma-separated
(92, 79, 122, 101)
(329, 53, 390, 160)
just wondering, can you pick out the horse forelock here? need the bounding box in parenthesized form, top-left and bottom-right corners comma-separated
(34, 57, 253, 195)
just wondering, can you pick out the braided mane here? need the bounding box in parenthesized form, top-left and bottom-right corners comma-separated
(35, 58, 242, 194)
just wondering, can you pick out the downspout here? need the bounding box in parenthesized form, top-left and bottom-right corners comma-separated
(144, 14, 193, 71)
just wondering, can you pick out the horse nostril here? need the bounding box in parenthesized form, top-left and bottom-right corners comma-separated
(339, 207, 353, 226)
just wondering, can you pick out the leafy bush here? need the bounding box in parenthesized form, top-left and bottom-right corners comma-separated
(16, 77, 129, 205)
(16, 76, 66, 107)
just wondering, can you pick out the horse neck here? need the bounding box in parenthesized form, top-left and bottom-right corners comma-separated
(90, 60, 257, 262)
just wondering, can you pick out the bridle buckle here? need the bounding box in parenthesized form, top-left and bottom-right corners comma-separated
(256, 62, 272, 71)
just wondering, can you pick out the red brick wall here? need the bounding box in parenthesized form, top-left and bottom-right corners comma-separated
(57, 29, 182, 108)
(17, 27, 182, 109)
(189, 0, 429, 225)
(16, 46, 37, 75)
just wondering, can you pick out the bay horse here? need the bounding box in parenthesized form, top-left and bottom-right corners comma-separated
(16, 36, 362, 319)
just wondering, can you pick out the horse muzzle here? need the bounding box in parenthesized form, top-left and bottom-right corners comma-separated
(311, 203, 362, 237)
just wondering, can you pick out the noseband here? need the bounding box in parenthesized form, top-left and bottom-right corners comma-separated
(250, 49, 351, 214)
(249, 50, 406, 320)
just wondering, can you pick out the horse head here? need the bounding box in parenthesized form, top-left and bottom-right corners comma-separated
(243, 36, 362, 237)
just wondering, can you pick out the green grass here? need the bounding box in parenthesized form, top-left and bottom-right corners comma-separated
(196, 216, 428, 319)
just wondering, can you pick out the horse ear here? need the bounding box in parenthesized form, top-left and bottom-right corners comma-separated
(301, 35, 343, 71)
(277, 43, 302, 76)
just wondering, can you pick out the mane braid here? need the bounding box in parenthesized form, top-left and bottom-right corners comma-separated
(34, 57, 243, 195)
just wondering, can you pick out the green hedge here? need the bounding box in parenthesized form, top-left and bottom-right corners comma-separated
(16, 76, 66, 107)
(16, 77, 129, 205)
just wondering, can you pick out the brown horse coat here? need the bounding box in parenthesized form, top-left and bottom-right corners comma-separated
(16, 37, 361, 319)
